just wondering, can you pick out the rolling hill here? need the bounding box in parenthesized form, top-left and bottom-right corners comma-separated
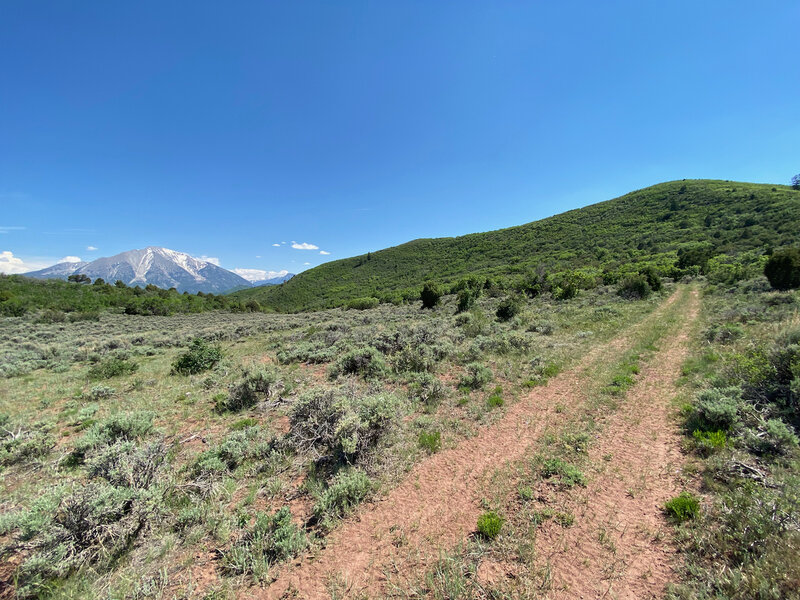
(230, 180, 800, 312)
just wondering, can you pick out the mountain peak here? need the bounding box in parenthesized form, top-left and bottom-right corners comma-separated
(25, 247, 250, 294)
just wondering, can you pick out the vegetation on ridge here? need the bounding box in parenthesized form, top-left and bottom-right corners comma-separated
(232, 179, 800, 312)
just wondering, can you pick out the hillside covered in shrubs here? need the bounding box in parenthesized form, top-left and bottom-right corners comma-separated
(232, 179, 800, 312)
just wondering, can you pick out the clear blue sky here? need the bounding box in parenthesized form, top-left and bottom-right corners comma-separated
(2, 1, 798, 277)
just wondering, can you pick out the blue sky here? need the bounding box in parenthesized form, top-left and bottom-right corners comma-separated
(2, 1, 799, 278)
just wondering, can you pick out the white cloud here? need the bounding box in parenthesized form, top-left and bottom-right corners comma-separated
(303, 262, 311, 266)
(272, 243, 280, 247)
(0, 226, 25, 234)
(255, 255, 261, 258)
(198, 255, 220, 266)
(291, 241, 319, 250)
(281, 242, 287, 245)
(0, 251, 49, 274)
(60, 256, 83, 263)
(233, 268, 289, 282)
(320, 250, 330, 255)
(0, 251, 27, 273)
(86, 246, 98, 251)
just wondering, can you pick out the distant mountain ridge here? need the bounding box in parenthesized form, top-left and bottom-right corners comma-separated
(251, 272, 294, 287)
(25, 247, 287, 294)
(27, 261, 90, 279)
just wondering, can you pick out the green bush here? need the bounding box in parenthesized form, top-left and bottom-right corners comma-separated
(289, 390, 399, 464)
(346, 297, 379, 310)
(329, 346, 387, 380)
(764, 248, 800, 290)
(87, 358, 139, 380)
(664, 492, 700, 522)
(217, 367, 278, 412)
(617, 274, 651, 299)
(553, 282, 578, 300)
(0, 297, 26, 316)
(691, 387, 741, 431)
(476, 511, 504, 539)
(192, 426, 275, 479)
(172, 338, 223, 375)
(496, 296, 522, 322)
(418, 430, 441, 454)
(458, 363, 493, 390)
(456, 288, 477, 313)
(0, 421, 54, 467)
(220, 507, 306, 581)
(420, 281, 442, 309)
(407, 372, 446, 408)
(71, 412, 154, 463)
(639, 265, 663, 291)
(313, 468, 373, 528)
(677, 244, 714, 272)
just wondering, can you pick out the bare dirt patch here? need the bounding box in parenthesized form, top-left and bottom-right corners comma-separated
(535, 290, 699, 599)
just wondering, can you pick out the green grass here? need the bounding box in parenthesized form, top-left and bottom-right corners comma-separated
(476, 511, 504, 539)
(418, 430, 442, 453)
(664, 492, 701, 522)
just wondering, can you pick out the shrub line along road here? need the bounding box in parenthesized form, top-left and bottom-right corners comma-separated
(258, 287, 698, 599)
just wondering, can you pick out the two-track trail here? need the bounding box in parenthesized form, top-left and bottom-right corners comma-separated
(537, 288, 699, 599)
(259, 289, 694, 600)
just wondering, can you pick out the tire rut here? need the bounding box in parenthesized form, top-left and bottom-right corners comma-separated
(259, 290, 687, 600)
(536, 289, 699, 599)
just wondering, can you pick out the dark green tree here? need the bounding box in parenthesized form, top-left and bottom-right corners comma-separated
(638, 266, 662, 291)
(420, 281, 441, 309)
(496, 296, 522, 321)
(764, 248, 800, 290)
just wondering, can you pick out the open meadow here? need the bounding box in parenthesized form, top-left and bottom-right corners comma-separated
(2, 271, 798, 599)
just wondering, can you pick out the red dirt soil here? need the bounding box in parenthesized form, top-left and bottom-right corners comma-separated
(257, 291, 688, 600)
(535, 289, 699, 599)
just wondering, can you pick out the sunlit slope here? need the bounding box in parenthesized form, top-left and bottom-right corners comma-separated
(232, 180, 800, 311)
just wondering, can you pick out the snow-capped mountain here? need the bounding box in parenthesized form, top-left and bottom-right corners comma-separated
(24, 260, 89, 279)
(228, 268, 295, 289)
(252, 272, 294, 286)
(25, 247, 251, 294)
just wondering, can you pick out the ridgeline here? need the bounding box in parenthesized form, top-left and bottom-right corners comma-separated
(230, 180, 800, 312)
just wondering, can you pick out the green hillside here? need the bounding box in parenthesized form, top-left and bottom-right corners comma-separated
(232, 180, 800, 312)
